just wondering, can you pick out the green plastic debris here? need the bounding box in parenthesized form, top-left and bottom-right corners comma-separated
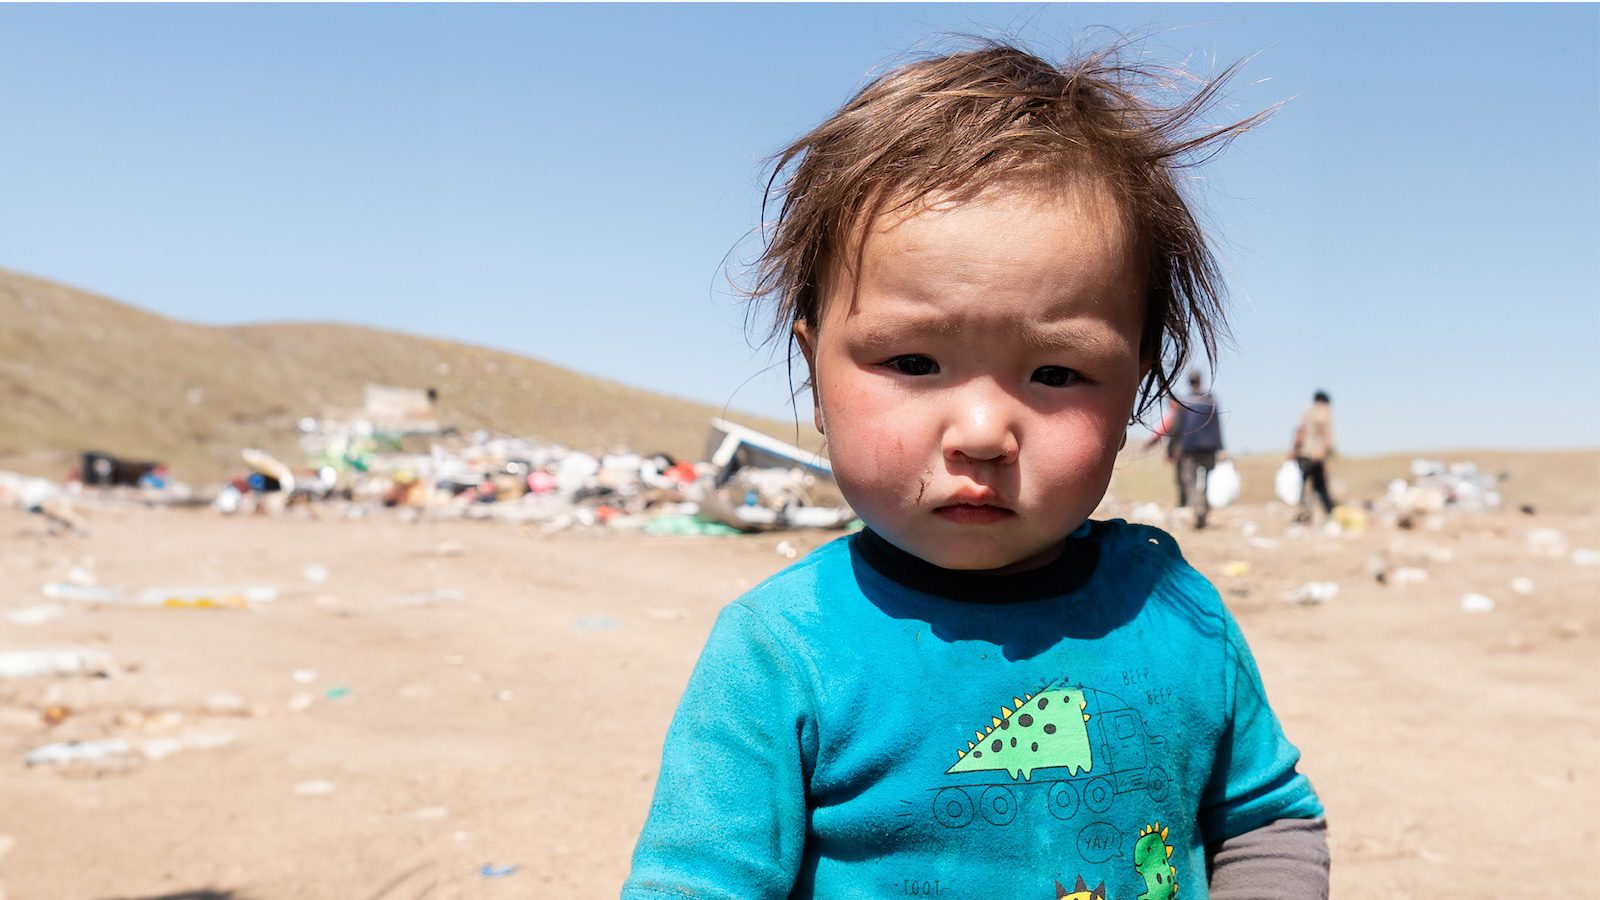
(642, 515, 743, 537)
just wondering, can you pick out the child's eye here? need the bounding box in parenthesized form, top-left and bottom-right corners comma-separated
(1032, 366, 1082, 387)
(886, 355, 938, 376)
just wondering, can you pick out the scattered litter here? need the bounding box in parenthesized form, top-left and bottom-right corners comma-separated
(324, 686, 351, 700)
(203, 693, 251, 716)
(42, 705, 69, 726)
(292, 669, 318, 684)
(784, 506, 857, 529)
(1129, 503, 1164, 525)
(6, 604, 65, 627)
(479, 864, 520, 879)
(1331, 505, 1367, 536)
(302, 564, 330, 584)
(41, 583, 122, 603)
(1, 471, 86, 533)
(1527, 529, 1567, 557)
(641, 515, 741, 537)
(42, 583, 276, 609)
(65, 566, 96, 587)
(1408, 459, 1501, 510)
(287, 693, 316, 713)
(294, 780, 336, 796)
(1392, 568, 1428, 587)
(392, 588, 465, 608)
(0, 649, 114, 679)
(141, 732, 235, 761)
(152, 586, 277, 610)
(1460, 593, 1495, 614)
(1573, 548, 1600, 567)
(1510, 577, 1535, 596)
(775, 540, 798, 560)
(1221, 560, 1250, 577)
(1282, 581, 1339, 606)
(25, 738, 131, 767)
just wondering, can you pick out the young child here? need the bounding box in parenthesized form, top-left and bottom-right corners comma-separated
(625, 40, 1327, 899)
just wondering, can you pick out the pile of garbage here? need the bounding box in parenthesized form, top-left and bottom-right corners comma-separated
(0, 471, 86, 534)
(4, 414, 857, 537)
(1379, 458, 1503, 528)
(270, 415, 856, 533)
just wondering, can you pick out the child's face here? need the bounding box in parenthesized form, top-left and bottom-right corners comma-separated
(797, 182, 1148, 572)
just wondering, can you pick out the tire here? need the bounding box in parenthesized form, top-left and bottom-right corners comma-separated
(1084, 776, 1115, 813)
(932, 787, 975, 828)
(1146, 766, 1170, 802)
(1047, 781, 1080, 821)
(979, 785, 1017, 826)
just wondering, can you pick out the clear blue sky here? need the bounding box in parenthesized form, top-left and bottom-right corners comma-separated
(1, 3, 1595, 455)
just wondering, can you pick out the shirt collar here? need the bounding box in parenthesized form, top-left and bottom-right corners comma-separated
(850, 521, 1100, 604)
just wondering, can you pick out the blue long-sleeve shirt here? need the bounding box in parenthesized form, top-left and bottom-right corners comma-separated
(626, 519, 1321, 899)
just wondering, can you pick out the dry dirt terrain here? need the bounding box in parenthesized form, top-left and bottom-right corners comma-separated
(1, 497, 1596, 899)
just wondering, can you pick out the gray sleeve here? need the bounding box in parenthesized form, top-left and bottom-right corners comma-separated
(1206, 816, 1330, 899)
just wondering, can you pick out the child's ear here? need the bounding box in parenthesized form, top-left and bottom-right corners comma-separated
(793, 320, 825, 435)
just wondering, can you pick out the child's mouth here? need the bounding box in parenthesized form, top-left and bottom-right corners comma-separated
(933, 503, 1015, 524)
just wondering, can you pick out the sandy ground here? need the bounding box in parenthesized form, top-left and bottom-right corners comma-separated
(0, 498, 1596, 899)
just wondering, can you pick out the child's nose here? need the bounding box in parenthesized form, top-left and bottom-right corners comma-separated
(942, 396, 1019, 466)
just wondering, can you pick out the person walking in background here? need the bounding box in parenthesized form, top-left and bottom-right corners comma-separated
(1292, 390, 1336, 522)
(1145, 371, 1225, 529)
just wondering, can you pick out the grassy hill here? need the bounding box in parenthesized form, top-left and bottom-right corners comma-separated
(0, 267, 822, 481)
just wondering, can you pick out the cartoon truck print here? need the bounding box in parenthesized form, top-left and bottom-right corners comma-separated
(930, 686, 1168, 828)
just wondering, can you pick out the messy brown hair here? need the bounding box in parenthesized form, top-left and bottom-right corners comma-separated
(746, 37, 1275, 420)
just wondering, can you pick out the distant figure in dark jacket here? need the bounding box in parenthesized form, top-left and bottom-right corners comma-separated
(1146, 371, 1226, 529)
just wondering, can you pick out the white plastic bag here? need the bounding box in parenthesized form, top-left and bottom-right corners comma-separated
(1205, 460, 1240, 509)
(1275, 460, 1303, 505)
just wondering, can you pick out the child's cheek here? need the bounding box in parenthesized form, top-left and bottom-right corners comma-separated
(825, 383, 925, 508)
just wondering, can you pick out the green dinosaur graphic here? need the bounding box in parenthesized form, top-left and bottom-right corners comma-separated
(946, 686, 1092, 781)
(1133, 822, 1178, 900)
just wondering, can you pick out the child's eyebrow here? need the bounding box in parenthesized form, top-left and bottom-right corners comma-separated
(1018, 320, 1129, 353)
(848, 313, 1127, 353)
(845, 314, 965, 345)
